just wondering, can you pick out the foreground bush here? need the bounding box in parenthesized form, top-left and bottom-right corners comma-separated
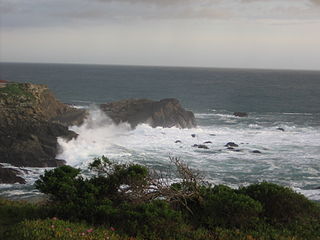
(30, 157, 320, 240)
(195, 185, 262, 229)
(239, 182, 320, 225)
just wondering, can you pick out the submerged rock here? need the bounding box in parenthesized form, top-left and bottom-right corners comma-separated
(225, 142, 239, 148)
(191, 134, 196, 138)
(198, 144, 209, 149)
(204, 141, 212, 144)
(233, 112, 248, 117)
(100, 98, 196, 129)
(277, 127, 285, 132)
(252, 150, 262, 154)
(193, 144, 209, 149)
(175, 140, 182, 143)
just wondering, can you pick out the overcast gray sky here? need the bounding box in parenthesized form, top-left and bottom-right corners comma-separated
(1, 0, 320, 70)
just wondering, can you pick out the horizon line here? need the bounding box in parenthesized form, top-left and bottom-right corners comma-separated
(1, 61, 320, 72)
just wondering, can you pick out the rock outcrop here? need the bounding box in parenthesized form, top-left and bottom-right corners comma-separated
(0, 165, 26, 184)
(0, 83, 87, 182)
(233, 112, 248, 117)
(225, 142, 239, 148)
(100, 98, 196, 129)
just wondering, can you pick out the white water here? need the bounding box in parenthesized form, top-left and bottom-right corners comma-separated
(1, 107, 319, 201)
(55, 107, 320, 201)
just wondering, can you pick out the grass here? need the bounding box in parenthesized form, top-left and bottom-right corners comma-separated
(0, 83, 35, 100)
(9, 219, 129, 240)
(0, 198, 43, 237)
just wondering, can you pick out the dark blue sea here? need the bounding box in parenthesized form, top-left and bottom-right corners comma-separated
(0, 62, 319, 200)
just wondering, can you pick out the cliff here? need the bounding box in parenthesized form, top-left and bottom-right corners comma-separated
(0, 83, 87, 183)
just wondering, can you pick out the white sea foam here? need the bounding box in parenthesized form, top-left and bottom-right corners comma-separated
(55, 108, 320, 200)
(57, 106, 131, 167)
(2, 108, 320, 200)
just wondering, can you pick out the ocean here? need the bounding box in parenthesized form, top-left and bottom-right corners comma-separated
(0, 62, 319, 201)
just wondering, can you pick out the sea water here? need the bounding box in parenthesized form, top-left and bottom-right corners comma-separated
(0, 63, 319, 201)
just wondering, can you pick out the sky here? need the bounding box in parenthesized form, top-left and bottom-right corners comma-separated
(1, 0, 320, 70)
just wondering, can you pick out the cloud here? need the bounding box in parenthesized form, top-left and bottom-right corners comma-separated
(0, 0, 319, 29)
(310, 0, 320, 5)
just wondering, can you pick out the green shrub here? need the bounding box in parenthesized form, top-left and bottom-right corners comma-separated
(193, 185, 263, 229)
(238, 182, 320, 225)
(35, 165, 82, 202)
(109, 200, 184, 239)
(32, 158, 320, 240)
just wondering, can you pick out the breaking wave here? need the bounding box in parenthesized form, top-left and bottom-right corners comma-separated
(55, 107, 320, 201)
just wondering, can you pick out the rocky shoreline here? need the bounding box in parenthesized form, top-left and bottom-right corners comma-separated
(0, 82, 196, 184)
(0, 82, 87, 183)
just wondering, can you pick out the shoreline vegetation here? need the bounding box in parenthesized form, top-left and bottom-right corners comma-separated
(1, 156, 319, 240)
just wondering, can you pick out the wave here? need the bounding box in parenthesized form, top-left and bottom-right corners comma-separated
(57, 106, 131, 167)
(2, 107, 319, 201)
(55, 107, 320, 200)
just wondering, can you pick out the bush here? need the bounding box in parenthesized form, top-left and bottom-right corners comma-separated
(238, 182, 320, 225)
(195, 185, 263, 229)
(35, 165, 82, 202)
(32, 158, 320, 240)
(109, 200, 184, 239)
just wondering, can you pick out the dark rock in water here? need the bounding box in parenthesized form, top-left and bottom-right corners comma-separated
(225, 142, 239, 147)
(209, 134, 216, 136)
(197, 144, 209, 149)
(277, 127, 285, 132)
(233, 112, 248, 117)
(0, 82, 82, 168)
(204, 141, 212, 144)
(175, 140, 182, 143)
(192, 144, 208, 149)
(100, 98, 196, 129)
(191, 134, 196, 138)
(252, 150, 262, 154)
(0, 165, 26, 184)
(227, 147, 234, 150)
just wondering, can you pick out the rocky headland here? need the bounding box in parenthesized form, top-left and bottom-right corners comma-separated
(100, 98, 196, 129)
(0, 82, 87, 183)
(0, 82, 196, 184)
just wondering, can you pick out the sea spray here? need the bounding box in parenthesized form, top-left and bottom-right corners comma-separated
(55, 109, 320, 201)
(57, 106, 131, 167)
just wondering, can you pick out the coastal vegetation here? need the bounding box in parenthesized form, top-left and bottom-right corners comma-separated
(1, 157, 319, 240)
(0, 83, 35, 100)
